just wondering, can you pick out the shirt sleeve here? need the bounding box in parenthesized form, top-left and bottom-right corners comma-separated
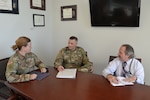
(133, 60, 144, 84)
(5, 57, 30, 83)
(78, 49, 93, 72)
(54, 48, 64, 68)
(102, 58, 119, 78)
(32, 53, 46, 69)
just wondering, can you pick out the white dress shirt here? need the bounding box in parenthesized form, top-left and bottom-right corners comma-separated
(102, 57, 144, 84)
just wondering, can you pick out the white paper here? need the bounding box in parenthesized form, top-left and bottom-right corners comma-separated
(34, 15, 44, 25)
(56, 69, 77, 78)
(63, 8, 72, 18)
(0, 0, 12, 10)
(32, 0, 42, 8)
(111, 76, 134, 86)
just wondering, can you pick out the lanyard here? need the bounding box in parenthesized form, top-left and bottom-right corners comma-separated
(125, 58, 133, 76)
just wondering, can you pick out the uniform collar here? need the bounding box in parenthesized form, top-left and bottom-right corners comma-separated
(16, 50, 26, 60)
(66, 46, 78, 51)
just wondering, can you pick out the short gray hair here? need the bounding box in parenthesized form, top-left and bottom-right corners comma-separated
(122, 44, 134, 58)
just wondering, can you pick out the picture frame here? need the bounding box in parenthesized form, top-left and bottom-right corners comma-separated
(0, 0, 19, 14)
(61, 5, 77, 21)
(30, 0, 45, 10)
(33, 14, 45, 27)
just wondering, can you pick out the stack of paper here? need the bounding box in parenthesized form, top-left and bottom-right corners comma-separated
(56, 69, 77, 78)
(111, 76, 134, 86)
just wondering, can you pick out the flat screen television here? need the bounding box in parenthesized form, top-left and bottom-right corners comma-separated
(89, 0, 141, 27)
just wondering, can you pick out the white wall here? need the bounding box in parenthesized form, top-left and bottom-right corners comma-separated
(0, 0, 150, 85)
(52, 0, 150, 85)
(0, 0, 54, 65)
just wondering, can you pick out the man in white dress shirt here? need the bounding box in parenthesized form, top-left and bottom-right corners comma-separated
(103, 44, 144, 84)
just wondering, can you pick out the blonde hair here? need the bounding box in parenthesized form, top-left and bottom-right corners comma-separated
(12, 36, 31, 50)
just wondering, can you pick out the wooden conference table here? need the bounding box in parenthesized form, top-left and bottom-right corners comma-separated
(5, 67, 150, 100)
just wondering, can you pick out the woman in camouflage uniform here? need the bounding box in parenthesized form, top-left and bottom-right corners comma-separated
(6, 36, 47, 83)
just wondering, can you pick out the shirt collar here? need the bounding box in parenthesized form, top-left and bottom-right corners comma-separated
(126, 58, 133, 65)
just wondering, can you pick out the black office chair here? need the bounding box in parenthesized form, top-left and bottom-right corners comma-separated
(108, 56, 142, 63)
(0, 57, 17, 100)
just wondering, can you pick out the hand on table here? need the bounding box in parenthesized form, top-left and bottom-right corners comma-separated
(107, 74, 119, 84)
(57, 66, 64, 71)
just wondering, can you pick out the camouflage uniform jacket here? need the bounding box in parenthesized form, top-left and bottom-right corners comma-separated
(54, 46, 93, 72)
(5, 51, 46, 83)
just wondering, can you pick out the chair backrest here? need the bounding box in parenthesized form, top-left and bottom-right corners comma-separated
(0, 57, 18, 100)
(108, 56, 141, 63)
(0, 57, 9, 87)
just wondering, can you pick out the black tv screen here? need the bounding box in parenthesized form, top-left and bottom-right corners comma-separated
(89, 0, 141, 27)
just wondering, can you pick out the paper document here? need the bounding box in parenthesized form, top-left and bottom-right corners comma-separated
(111, 76, 134, 86)
(56, 69, 77, 78)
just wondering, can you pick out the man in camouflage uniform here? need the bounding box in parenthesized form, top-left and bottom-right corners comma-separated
(54, 36, 93, 72)
(6, 36, 47, 83)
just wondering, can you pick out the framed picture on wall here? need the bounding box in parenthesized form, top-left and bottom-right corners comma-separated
(61, 5, 77, 21)
(33, 14, 45, 27)
(0, 0, 19, 14)
(30, 0, 45, 10)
